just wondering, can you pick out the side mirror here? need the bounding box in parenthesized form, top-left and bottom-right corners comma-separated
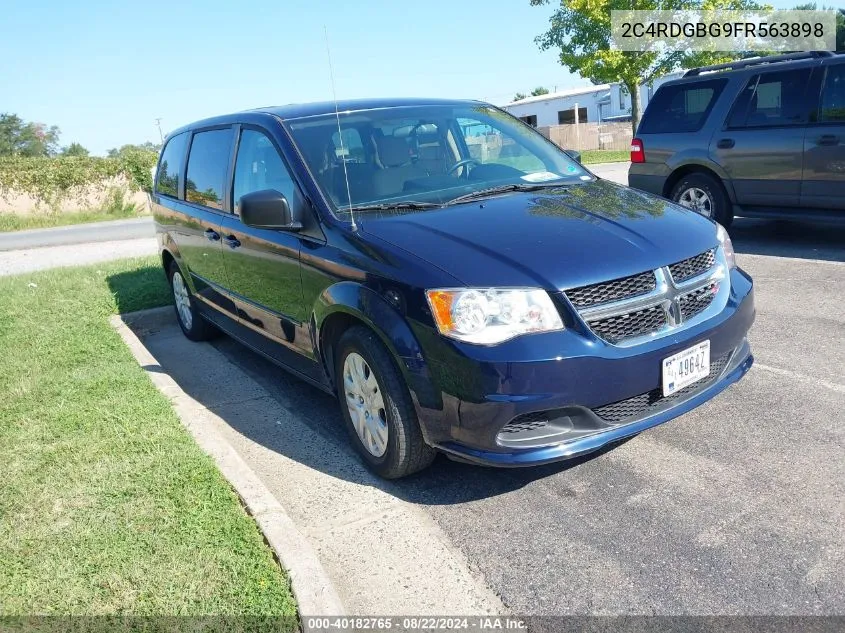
(564, 149, 582, 164)
(239, 189, 301, 230)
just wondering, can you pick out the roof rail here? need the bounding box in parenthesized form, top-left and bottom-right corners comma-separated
(684, 51, 834, 77)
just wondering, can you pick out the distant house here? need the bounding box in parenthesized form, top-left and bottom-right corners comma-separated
(502, 74, 683, 127)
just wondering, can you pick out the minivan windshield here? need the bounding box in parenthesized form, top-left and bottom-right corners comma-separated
(286, 104, 591, 217)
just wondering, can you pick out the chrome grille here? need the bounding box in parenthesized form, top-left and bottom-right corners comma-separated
(593, 352, 732, 424)
(564, 248, 727, 346)
(590, 305, 667, 344)
(565, 271, 656, 308)
(680, 282, 719, 321)
(669, 249, 715, 283)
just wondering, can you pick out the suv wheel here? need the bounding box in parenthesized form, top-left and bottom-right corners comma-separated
(335, 326, 436, 478)
(168, 261, 217, 341)
(670, 172, 733, 227)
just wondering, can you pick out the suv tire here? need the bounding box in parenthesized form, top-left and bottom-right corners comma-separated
(168, 260, 218, 341)
(335, 326, 436, 478)
(670, 172, 733, 227)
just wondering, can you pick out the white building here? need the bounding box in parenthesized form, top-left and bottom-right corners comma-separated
(502, 74, 683, 127)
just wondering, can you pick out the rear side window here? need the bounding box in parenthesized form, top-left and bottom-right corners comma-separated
(185, 128, 234, 210)
(638, 79, 727, 134)
(155, 132, 188, 198)
(727, 69, 813, 128)
(820, 64, 845, 123)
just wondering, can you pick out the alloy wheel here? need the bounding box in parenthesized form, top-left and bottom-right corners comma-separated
(343, 352, 388, 457)
(677, 187, 713, 218)
(172, 271, 193, 330)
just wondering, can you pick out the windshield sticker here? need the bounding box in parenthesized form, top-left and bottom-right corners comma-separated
(566, 165, 578, 173)
(521, 171, 562, 183)
(580, 175, 592, 181)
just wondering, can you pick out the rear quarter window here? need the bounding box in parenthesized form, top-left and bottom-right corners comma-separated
(638, 79, 728, 134)
(155, 132, 188, 198)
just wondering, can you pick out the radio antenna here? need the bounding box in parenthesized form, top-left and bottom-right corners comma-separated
(324, 26, 357, 231)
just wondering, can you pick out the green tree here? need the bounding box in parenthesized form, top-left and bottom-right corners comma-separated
(60, 142, 89, 157)
(514, 92, 528, 101)
(107, 141, 161, 158)
(0, 113, 61, 157)
(531, 86, 551, 96)
(530, 0, 765, 134)
(793, 4, 845, 51)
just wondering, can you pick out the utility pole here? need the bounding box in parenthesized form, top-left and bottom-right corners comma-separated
(154, 118, 163, 144)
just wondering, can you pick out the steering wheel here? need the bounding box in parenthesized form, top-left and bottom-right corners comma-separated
(447, 158, 480, 178)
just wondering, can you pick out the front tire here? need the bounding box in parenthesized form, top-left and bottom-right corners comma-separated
(168, 261, 217, 341)
(670, 172, 733, 227)
(335, 326, 436, 479)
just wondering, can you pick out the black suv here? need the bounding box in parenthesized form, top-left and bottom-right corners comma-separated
(629, 51, 845, 226)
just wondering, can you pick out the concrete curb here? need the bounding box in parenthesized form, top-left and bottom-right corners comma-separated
(110, 307, 346, 621)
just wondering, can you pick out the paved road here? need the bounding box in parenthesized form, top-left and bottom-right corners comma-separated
(0, 238, 158, 276)
(149, 218, 844, 616)
(588, 161, 630, 186)
(0, 216, 154, 251)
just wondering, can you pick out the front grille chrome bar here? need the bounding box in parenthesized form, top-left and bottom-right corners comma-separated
(563, 247, 730, 347)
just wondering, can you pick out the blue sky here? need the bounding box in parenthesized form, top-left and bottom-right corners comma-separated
(2, 0, 800, 155)
(2, 0, 579, 155)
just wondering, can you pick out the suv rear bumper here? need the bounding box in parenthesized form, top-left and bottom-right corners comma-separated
(628, 171, 667, 197)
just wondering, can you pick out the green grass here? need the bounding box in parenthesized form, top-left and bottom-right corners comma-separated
(0, 207, 145, 233)
(580, 149, 630, 164)
(0, 258, 297, 626)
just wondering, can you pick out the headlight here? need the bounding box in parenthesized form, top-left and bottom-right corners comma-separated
(425, 288, 564, 344)
(716, 224, 736, 269)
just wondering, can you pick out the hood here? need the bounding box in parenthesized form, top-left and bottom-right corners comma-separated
(360, 180, 720, 290)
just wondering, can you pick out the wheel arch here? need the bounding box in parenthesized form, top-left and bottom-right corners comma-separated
(663, 160, 735, 204)
(314, 282, 440, 410)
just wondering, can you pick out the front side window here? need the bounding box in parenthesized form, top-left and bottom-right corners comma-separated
(727, 69, 813, 128)
(820, 64, 845, 123)
(638, 79, 727, 134)
(185, 128, 234, 210)
(232, 129, 298, 215)
(287, 104, 587, 217)
(155, 132, 188, 198)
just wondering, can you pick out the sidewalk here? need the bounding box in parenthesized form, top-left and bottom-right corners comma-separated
(118, 307, 506, 616)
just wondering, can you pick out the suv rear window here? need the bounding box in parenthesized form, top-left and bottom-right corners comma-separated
(727, 68, 813, 128)
(638, 79, 727, 134)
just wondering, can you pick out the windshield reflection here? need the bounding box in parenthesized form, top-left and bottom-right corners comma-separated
(286, 104, 590, 216)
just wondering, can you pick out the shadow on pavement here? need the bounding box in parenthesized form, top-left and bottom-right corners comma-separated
(730, 217, 845, 262)
(117, 303, 622, 506)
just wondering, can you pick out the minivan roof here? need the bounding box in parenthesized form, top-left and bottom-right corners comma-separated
(165, 98, 487, 140)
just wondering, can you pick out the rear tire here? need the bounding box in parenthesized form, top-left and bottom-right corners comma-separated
(670, 172, 733, 227)
(168, 261, 217, 341)
(335, 326, 436, 479)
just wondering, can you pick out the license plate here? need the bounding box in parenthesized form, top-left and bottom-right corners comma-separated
(662, 340, 710, 397)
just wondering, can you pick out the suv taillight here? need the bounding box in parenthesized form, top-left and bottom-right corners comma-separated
(630, 138, 645, 163)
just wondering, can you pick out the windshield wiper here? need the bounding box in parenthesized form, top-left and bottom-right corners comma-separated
(444, 183, 568, 206)
(345, 201, 442, 212)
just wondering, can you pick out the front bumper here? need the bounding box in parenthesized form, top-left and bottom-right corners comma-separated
(416, 268, 755, 467)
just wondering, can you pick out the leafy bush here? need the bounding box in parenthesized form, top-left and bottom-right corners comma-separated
(0, 150, 158, 209)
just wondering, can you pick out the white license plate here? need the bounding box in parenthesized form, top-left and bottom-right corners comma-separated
(662, 340, 710, 397)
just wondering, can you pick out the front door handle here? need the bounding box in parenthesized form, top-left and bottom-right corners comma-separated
(717, 138, 735, 149)
(223, 235, 241, 249)
(818, 134, 840, 146)
(204, 228, 220, 241)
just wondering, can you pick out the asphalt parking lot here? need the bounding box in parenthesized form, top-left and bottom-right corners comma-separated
(143, 216, 844, 616)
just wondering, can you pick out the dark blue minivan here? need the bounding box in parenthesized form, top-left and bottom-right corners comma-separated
(153, 98, 755, 478)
